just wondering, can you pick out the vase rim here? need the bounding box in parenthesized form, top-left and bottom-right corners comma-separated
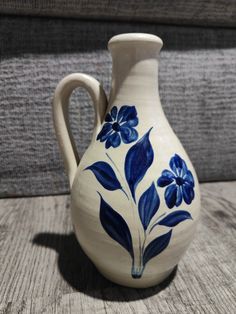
(108, 33, 163, 49)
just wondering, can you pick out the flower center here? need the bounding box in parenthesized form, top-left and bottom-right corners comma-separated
(175, 177, 185, 186)
(112, 122, 120, 132)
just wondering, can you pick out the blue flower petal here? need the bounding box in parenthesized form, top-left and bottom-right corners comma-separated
(97, 123, 113, 142)
(111, 106, 118, 120)
(169, 154, 180, 176)
(180, 159, 188, 177)
(105, 113, 113, 122)
(117, 106, 128, 122)
(120, 126, 138, 144)
(157, 170, 175, 187)
(182, 183, 195, 204)
(122, 118, 139, 127)
(165, 184, 177, 209)
(118, 106, 137, 123)
(176, 186, 183, 207)
(97, 105, 139, 149)
(184, 170, 195, 187)
(105, 132, 121, 149)
(170, 154, 187, 176)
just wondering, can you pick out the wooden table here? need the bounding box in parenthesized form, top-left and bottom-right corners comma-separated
(0, 182, 235, 313)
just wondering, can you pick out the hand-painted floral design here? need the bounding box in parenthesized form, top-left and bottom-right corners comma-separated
(85, 107, 194, 279)
(96, 105, 138, 149)
(157, 154, 195, 209)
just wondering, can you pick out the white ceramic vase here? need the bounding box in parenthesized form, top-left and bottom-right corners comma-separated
(53, 33, 201, 288)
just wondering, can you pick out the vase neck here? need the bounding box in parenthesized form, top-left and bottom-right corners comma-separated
(108, 34, 162, 107)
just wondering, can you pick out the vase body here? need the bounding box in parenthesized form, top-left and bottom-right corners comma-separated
(54, 34, 200, 288)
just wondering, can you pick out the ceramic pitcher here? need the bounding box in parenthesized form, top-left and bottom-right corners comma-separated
(53, 33, 200, 288)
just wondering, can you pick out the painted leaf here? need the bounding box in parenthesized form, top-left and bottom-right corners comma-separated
(138, 182, 160, 230)
(99, 194, 133, 258)
(143, 230, 172, 266)
(158, 210, 192, 227)
(125, 128, 154, 201)
(85, 161, 121, 191)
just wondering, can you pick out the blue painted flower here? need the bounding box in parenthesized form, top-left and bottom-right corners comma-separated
(157, 154, 195, 209)
(97, 105, 138, 149)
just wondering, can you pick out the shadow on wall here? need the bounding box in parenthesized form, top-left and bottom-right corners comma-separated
(32, 232, 177, 301)
(1, 15, 236, 57)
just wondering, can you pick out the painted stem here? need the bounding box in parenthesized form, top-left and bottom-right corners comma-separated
(131, 232, 145, 278)
(106, 153, 130, 200)
(121, 188, 129, 200)
(148, 212, 166, 234)
(142, 232, 147, 254)
(106, 152, 145, 278)
(131, 258, 144, 278)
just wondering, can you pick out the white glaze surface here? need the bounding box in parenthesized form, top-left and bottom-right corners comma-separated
(53, 33, 201, 288)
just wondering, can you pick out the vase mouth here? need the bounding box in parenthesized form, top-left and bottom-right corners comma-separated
(108, 33, 163, 50)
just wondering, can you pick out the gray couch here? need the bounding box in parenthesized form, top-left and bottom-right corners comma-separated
(0, 1, 235, 312)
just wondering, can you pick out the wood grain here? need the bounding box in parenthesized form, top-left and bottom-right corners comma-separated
(0, 181, 235, 313)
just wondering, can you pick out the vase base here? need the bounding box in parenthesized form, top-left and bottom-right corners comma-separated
(96, 266, 177, 289)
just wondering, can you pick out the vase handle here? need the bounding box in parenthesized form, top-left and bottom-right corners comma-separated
(53, 73, 107, 188)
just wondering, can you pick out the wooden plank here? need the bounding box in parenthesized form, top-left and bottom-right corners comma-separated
(0, 181, 235, 313)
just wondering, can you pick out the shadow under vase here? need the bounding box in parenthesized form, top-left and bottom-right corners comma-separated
(32, 232, 177, 301)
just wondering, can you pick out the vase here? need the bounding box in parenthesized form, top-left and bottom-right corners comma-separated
(53, 33, 200, 288)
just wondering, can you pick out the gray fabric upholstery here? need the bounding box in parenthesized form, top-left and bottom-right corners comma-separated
(0, 0, 235, 28)
(1, 16, 236, 197)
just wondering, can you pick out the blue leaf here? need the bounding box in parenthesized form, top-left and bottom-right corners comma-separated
(85, 161, 121, 191)
(138, 182, 160, 230)
(143, 230, 172, 266)
(99, 194, 133, 258)
(125, 128, 154, 201)
(158, 210, 192, 227)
